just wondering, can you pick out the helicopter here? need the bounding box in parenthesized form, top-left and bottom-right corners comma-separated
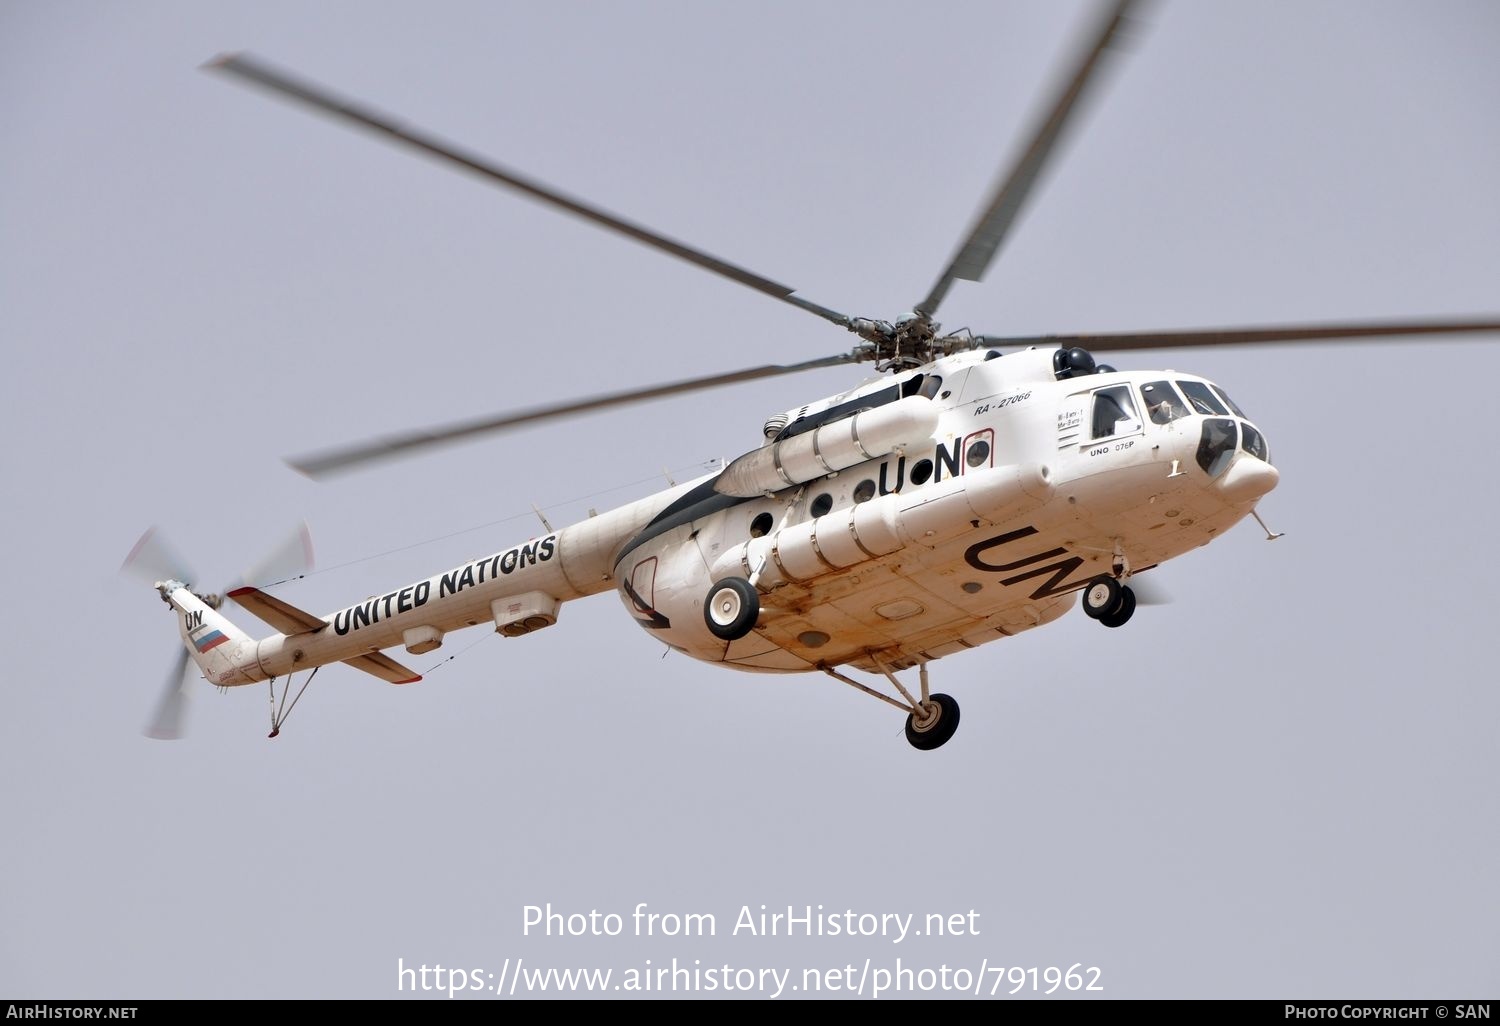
(131, 0, 1499, 750)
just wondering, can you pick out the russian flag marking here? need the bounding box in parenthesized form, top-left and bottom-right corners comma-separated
(193, 629, 228, 653)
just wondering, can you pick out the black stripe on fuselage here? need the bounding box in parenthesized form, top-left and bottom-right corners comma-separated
(774, 383, 902, 441)
(613, 475, 750, 572)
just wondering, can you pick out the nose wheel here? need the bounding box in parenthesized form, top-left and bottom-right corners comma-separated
(1082, 574, 1137, 628)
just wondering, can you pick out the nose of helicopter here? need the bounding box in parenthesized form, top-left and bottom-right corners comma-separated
(1215, 453, 1280, 504)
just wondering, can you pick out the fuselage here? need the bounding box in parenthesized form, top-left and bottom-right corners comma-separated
(175, 345, 1277, 687)
(610, 345, 1277, 675)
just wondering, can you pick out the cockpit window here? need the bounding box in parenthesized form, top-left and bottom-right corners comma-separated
(1196, 418, 1238, 477)
(1140, 380, 1189, 424)
(1240, 422, 1269, 463)
(1211, 384, 1248, 418)
(919, 374, 943, 399)
(1177, 380, 1229, 416)
(1091, 385, 1141, 439)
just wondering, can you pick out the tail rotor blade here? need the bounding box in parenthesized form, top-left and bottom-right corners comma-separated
(235, 521, 315, 590)
(145, 647, 193, 741)
(121, 527, 196, 586)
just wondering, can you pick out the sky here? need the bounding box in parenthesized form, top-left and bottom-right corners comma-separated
(3, 0, 1498, 1002)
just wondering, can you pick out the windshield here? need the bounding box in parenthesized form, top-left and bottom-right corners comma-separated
(1177, 380, 1228, 416)
(1211, 383, 1248, 418)
(1140, 380, 1189, 423)
(1148, 377, 1270, 470)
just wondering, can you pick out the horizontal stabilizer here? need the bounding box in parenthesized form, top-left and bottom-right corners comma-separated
(227, 586, 328, 634)
(342, 651, 422, 685)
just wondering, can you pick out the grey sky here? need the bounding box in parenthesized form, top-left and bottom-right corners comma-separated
(3, 0, 1497, 1001)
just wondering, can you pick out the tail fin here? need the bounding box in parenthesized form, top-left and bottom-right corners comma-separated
(159, 581, 260, 687)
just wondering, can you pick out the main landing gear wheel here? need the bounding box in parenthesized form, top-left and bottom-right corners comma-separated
(1081, 575, 1122, 619)
(704, 577, 760, 641)
(1099, 585, 1137, 628)
(905, 693, 960, 751)
(819, 659, 960, 751)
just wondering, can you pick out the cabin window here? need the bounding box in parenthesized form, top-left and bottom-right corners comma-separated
(810, 493, 833, 518)
(910, 459, 934, 485)
(853, 479, 876, 503)
(749, 512, 773, 538)
(1178, 380, 1229, 416)
(1140, 381, 1189, 424)
(965, 436, 992, 468)
(1091, 385, 1141, 439)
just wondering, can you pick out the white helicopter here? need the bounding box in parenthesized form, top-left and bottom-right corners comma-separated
(130, 0, 1499, 749)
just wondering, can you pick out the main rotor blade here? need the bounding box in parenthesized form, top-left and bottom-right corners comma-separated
(204, 52, 853, 330)
(286, 353, 858, 479)
(984, 317, 1500, 353)
(915, 0, 1145, 320)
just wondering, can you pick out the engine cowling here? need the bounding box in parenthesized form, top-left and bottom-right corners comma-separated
(714, 395, 940, 498)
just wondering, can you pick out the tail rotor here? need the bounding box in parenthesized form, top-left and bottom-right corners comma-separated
(122, 523, 314, 740)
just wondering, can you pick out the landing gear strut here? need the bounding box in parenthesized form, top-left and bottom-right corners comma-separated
(821, 656, 961, 751)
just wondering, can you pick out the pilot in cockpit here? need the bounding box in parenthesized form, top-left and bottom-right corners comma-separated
(1141, 382, 1187, 425)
